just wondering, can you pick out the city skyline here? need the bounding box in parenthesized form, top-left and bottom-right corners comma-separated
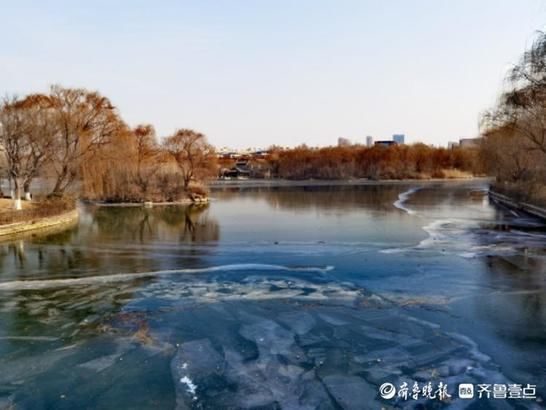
(1, 1, 545, 148)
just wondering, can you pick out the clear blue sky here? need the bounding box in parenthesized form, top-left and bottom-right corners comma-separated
(1, 1, 545, 148)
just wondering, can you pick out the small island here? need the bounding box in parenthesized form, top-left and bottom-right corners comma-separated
(0, 86, 217, 238)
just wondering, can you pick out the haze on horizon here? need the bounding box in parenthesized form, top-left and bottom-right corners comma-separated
(1, 0, 545, 149)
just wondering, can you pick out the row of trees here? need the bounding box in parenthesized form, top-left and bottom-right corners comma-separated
(480, 31, 546, 206)
(249, 144, 479, 180)
(0, 86, 216, 208)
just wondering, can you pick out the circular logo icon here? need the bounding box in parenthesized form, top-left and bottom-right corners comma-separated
(379, 382, 396, 399)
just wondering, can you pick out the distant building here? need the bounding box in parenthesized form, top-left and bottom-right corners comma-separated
(392, 134, 405, 144)
(366, 136, 374, 147)
(338, 137, 351, 147)
(220, 160, 252, 179)
(448, 141, 459, 149)
(374, 140, 397, 147)
(459, 137, 481, 149)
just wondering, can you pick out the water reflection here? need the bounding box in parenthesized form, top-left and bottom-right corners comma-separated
(0, 204, 220, 281)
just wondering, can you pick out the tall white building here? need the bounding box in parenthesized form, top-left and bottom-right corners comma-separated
(338, 137, 351, 147)
(366, 136, 373, 147)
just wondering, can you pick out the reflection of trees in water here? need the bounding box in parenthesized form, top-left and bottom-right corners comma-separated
(478, 255, 546, 344)
(0, 204, 220, 277)
(214, 182, 487, 213)
(90, 204, 219, 243)
(154, 206, 220, 243)
(215, 185, 404, 212)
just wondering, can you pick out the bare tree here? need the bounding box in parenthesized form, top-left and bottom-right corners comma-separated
(48, 85, 123, 196)
(132, 124, 164, 199)
(162, 129, 216, 192)
(0, 95, 56, 209)
(480, 31, 546, 205)
(483, 32, 546, 154)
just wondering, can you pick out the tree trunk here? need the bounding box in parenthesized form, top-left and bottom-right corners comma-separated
(13, 178, 22, 210)
(23, 180, 31, 201)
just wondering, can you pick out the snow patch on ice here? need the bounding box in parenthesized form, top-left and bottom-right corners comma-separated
(179, 376, 197, 398)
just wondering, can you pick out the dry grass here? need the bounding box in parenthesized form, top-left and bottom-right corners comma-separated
(0, 196, 76, 225)
(0, 198, 33, 212)
(431, 169, 474, 179)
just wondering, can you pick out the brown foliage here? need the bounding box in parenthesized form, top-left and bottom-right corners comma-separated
(81, 127, 215, 203)
(267, 144, 478, 180)
(0, 86, 216, 204)
(163, 129, 217, 190)
(47, 85, 124, 195)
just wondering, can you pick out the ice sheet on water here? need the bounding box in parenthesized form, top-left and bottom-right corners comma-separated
(322, 375, 379, 409)
(277, 311, 316, 335)
(382, 211, 546, 259)
(171, 339, 224, 379)
(74, 298, 522, 409)
(318, 313, 349, 326)
(239, 316, 301, 358)
(0, 347, 74, 386)
(170, 339, 224, 405)
(140, 276, 381, 308)
(0, 263, 334, 291)
(77, 340, 132, 373)
(222, 347, 335, 409)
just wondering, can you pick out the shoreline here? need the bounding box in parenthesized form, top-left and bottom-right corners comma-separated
(488, 190, 546, 220)
(209, 177, 491, 189)
(83, 198, 210, 208)
(0, 209, 79, 240)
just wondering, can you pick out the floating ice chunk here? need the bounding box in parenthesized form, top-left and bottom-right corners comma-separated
(0, 348, 74, 385)
(322, 375, 379, 409)
(77, 340, 132, 373)
(78, 353, 123, 373)
(277, 311, 316, 335)
(240, 319, 296, 356)
(361, 364, 402, 384)
(358, 324, 421, 347)
(171, 339, 224, 379)
(446, 332, 492, 363)
(356, 347, 413, 368)
(223, 348, 308, 408)
(170, 338, 225, 407)
(318, 313, 349, 326)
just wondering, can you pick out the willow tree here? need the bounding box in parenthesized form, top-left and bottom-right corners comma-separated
(481, 31, 546, 201)
(162, 129, 216, 192)
(48, 85, 123, 196)
(132, 124, 164, 199)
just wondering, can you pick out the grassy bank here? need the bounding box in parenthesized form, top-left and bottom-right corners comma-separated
(0, 196, 77, 226)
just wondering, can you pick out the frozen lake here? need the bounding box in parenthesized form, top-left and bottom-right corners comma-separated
(0, 181, 544, 409)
